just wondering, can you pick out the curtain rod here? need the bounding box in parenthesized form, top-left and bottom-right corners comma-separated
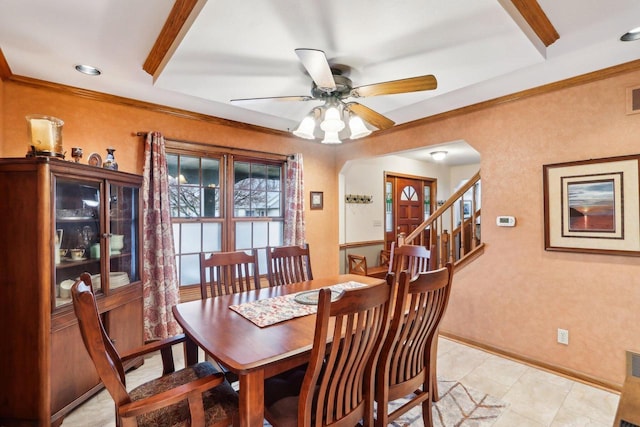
(134, 132, 293, 160)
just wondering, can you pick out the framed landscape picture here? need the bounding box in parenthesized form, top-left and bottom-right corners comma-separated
(543, 155, 640, 256)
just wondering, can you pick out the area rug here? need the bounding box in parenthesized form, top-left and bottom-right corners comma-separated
(263, 380, 508, 426)
(389, 380, 509, 427)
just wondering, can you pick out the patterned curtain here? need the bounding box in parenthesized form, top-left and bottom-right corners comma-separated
(284, 153, 306, 245)
(141, 131, 181, 341)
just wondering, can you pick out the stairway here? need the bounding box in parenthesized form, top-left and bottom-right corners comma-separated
(400, 170, 483, 270)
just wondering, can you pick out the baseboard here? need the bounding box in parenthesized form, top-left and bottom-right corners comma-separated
(439, 331, 621, 393)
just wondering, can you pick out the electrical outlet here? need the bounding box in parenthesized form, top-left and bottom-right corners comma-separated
(557, 328, 569, 345)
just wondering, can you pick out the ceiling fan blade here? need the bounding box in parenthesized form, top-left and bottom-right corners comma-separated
(295, 48, 336, 92)
(350, 74, 437, 98)
(230, 95, 314, 103)
(347, 103, 395, 130)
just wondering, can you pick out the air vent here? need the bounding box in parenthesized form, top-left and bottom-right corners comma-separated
(620, 420, 639, 427)
(632, 352, 640, 378)
(626, 86, 640, 114)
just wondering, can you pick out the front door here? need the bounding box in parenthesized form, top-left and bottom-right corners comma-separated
(384, 173, 436, 250)
(396, 177, 423, 238)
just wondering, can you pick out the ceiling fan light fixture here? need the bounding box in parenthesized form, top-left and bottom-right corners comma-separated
(293, 115, 316, 139)
(430, 151, 447, 161)
(348, 114, 372, 139)
(320, 106, 345, 133)
(321, 131, 342, 144)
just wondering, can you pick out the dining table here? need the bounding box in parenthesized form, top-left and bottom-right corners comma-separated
(172, 273, 386, 427)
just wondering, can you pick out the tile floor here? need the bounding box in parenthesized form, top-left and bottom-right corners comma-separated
(62, 337, 620, 426)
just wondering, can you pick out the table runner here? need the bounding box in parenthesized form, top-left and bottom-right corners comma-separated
(229, 281, 367, 327)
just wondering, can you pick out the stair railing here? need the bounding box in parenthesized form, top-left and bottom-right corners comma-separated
(400, 170, 483, 270)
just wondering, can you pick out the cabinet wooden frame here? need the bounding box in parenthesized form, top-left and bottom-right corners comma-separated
(0, 157, 144, 426)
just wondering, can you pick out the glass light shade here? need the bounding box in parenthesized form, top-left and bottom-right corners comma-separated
(321, 131, 342, 144)
(293, 115, 316, 139)
(430, 151, 447, 161)
(320, 106, 345, 132)
(348, 115, 372, 139)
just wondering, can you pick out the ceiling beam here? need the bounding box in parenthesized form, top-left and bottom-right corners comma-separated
(143, 0, 203, 78)
(0, 48, 13, 81)
(510, 0, 559, 46)
(144, 0, 561, 79)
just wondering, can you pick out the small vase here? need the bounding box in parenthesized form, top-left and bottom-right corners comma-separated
(103, 148, 118, 170)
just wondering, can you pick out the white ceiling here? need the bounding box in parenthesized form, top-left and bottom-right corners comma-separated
(1, 0, 640, 165)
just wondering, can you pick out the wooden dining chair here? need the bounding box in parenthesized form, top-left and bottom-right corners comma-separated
(374, 264, 454, 427)
(387, 242, 442, 400)
(264, 279, 394, 427)
(266, 243, 313, 286)
(200, 249, 260, 299)
(347, 253, 368, 276)
(71, 276, 239, 427)
(349, 253, 390, 279)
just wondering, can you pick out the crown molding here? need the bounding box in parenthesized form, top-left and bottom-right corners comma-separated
(382, 58, 640, 136)
(5, 58, 640, 140)
(6, 74, 289, 137)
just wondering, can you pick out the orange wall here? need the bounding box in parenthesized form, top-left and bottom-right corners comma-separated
(3, 69, 640, 387)
(0, 81, 340, 277)
(337, 69, 640, 387)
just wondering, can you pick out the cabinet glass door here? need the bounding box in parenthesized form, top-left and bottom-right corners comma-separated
(54, 178, 102, 307)
(108, 183, 139, 292)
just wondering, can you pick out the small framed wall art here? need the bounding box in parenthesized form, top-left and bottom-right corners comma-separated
(543, 154, 640, 256)
(310, 191, 323, 210)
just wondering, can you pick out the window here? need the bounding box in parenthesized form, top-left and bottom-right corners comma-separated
(233, 160, 284, 274)
(168, 152, 285, 287)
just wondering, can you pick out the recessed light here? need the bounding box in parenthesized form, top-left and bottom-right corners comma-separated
(620, 26, 640, 41)
(75, 64, 101, 76)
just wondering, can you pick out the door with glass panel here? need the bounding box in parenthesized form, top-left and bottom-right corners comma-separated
(384, 173, 436, 250)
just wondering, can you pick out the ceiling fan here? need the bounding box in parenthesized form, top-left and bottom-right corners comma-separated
(231, 49, 437, 140)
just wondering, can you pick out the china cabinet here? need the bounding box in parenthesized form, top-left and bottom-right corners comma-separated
(0, 157, 144, 426)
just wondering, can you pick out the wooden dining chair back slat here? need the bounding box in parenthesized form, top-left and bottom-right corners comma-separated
(200, 250, 260, 299)
(388, 243, 433, 279)
(71, 275, 239, 427)
(374, 263, 454, 427)
(265, 279, 394, 427)
(266, 243, 313, 286)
